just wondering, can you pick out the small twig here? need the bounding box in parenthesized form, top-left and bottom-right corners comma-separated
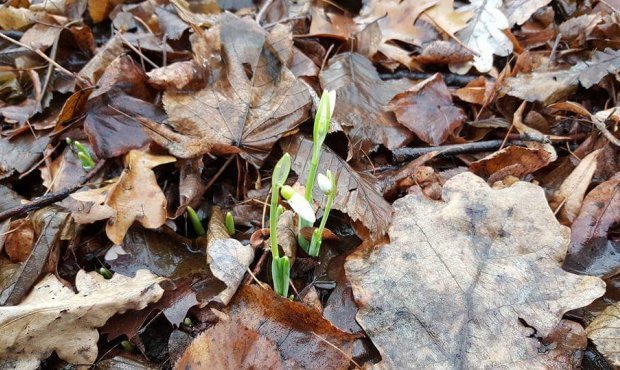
(116, 31, 159, 69)
(311, 332, 362, 369)
(392, 140, 529, 162)
(243, 248, 269, 285)
(380, 70, 484, 86)
(549, 33, 562, 66)
(203, 155, 236, 193)
(0, 160, 105, 222)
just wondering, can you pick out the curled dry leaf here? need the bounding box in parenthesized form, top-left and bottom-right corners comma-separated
(469, 145, 551, 182)
(206, 207, 254, 305)
(223, 285, 358, 369)
(586, 301, 620, 366)
(563, 173, 620, 277)
(555, 149, 601, 224)
(141, 14, 311, 167)
(282, 135, 392, 239)
(455, 76, 496, 105)
(4, 219, 35, 263)
(146, 60, 208, 91)
(389, 73, 466, 146)
(319, 53, 415, 159)
(450, 0, 513, 73)
(345, 172, 605, 368)
(0, 269, 164, 370)
(175, 321, 284, 369)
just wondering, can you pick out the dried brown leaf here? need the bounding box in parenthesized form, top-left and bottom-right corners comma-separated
(502, 0, 552, 26)
(345, 172, 605, 368)
(141, 14, 311, 167)
(146, 60, 207, 91)
(319, 53, 415, 158)
(389, 73, 466, 146)
(556, 149, 602, 224)
(469, 146, 551, 182)
(587, 301, 620, 366)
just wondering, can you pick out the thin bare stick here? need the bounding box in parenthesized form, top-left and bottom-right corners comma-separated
(311, 332, 361, 369)
(116, 31, 159, 69)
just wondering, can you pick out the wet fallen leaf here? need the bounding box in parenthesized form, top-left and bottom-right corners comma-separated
(389, 73, 466, 146)
(141, 14, 311, 167)
(206, 207, 254, 305)
(0, 269, 163, 369)
(283, 135, 392, 239)
(105, 150, 175, 244)
(586, 301, 620, 366)
(345, 172, 605, 368)
(223, 285, 358, 369)
(0, 134, 49, 179)
(563, 173, 620, 277)
(319, 52, 415, 159)
(175, 321, 284, 369)
(451, 0, 513, 73)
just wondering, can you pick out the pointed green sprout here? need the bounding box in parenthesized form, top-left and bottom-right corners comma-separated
(187, 206, 206, 236)
(298, 90, 336, 250)
(270, 153, 292, 297)
(308, 170, 337, 257)
(66, 138, 95, 171)
(225, 211, 235, 235)
(98, 266, 113, 279)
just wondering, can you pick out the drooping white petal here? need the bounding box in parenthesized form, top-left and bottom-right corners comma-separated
(287, 193, 316, 223)
(327, 89, 336, 116)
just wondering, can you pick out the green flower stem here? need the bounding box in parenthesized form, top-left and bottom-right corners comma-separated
(269, 185, 280, 259)
(308, 185, 335, 257)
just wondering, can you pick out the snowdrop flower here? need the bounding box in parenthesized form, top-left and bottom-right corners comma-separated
(314, 89, 336, 142)
(317, 173, 333, 194)
(280, 185, 316, 223)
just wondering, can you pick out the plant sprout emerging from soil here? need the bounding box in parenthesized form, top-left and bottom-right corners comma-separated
(225, 211, 235, 235)
(186, 206, 206, 236)
(308, 170, 337, 257)
(270, 153, 292, 297)
(298, 89, 336, 250)
(66, 138, 95, 171)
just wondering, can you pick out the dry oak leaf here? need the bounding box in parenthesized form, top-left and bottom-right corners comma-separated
(586, 302, 620, 366)
(389, 73, 466, 146)
(450, 0, 513, 74)
(142, 13, 311, 167)
(421, 0, 473, 36)
(319, 53, 415, 159)
(206, 207, 254, 305)
(0, 269, 164, 370)
(501, 0, 552, 26)
(282, 135, 392, 239)
(345, 172, 605, 368)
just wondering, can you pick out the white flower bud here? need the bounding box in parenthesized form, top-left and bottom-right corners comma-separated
(280, 185, 316, 223)
(317, 173, 333, 194)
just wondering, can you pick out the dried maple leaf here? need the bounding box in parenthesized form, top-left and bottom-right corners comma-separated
(282, 135, 392, 239)
(319, 52, 415, 159)
(389, 73, 466, 146)
(587, 301, 620, 366)
(345, 172, 605, 368)
(0, 269, 163, 369)
(450, 0, 513, 74)
(141, 13, 311, 167)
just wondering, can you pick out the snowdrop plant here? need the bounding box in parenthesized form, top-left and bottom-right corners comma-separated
(186, 206, 206, 236)
(308, 170, 336, 257)
(66, 138, 95, 171)
(298, 89, 336, 250)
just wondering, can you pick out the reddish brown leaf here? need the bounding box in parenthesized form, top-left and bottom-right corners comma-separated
(564, 173, 620, 277)
(319, 53, 415, 158)
(4, 219, 34, 263)
(389, 73, 466, 146)
(469, 146, 552, 182)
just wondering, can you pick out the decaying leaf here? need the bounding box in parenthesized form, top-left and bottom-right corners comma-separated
(282, 135, 392, 239)
(504, 48, 620, 103)
(0, 269, 164, 369)
(141, 13, 311, 167)
(319, 52, 415, 158)
(389, 73, 466, 146)
(564, 173, 620, 277)
(586, 302, 620, 366)
(469, 145, 551, 182)
(175, 321, 284, 369)
(451, 0, 513, 73)
(206, 207, 254, 305)
(345, 172, 605, 368)
(0, 134, 49, 180)
(223, 285, 358, 369)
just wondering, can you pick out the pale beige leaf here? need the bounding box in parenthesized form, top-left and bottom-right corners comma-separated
(502, 0, 552, 26)
(0, 269, 164, 369)
(450, 0, 513, 73)
(421, 0, 473, 35)
(587, 303, 620, 366)
(106, 150, 176, 245)
(206, 207, 254, 305)
(556, 149, 602, 224)
(345, 172, 605, 368)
